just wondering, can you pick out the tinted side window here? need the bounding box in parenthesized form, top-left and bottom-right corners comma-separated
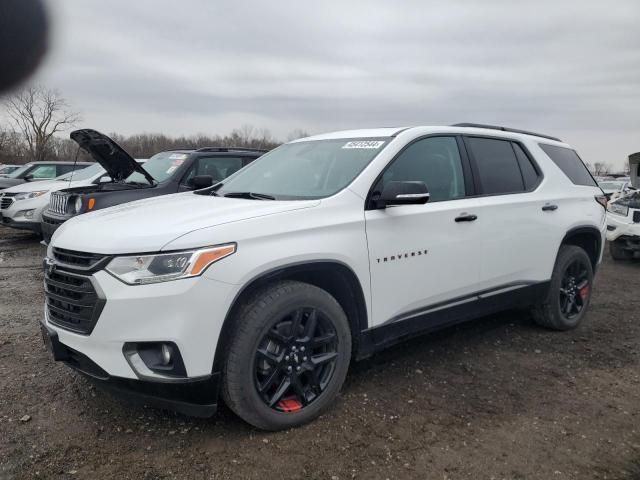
(183, 157, 243, 184)
(465, 137, 524, 194)
(57, 164, 83, 175)
(374, 136, 465, 202)
(513, 144, 540, 190)
(539, 144, 596, 186)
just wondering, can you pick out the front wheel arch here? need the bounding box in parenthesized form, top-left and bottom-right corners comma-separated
(212, 261, 368, 375)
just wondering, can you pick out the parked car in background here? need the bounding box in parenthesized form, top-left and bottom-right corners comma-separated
(41, 129, 266, 243)
(0, 164, 21, 177)
(0, 161, 92, 190)
(0, 160, 145, 236)
(606, 152, 640, 260)
(41, 123, 606, 430)
(598, 179, 632, 201)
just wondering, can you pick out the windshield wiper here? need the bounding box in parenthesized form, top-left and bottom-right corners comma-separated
(223, 191, 275, 200)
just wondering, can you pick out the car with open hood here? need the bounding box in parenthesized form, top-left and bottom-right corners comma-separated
(41, 123, 606, 430)
(0, 160, 145, 236)
(0, 161, 92, 190)
(41, 129, 266, 243)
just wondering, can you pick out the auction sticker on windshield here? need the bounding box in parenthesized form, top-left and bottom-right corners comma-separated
(169, 153, 188, 160)
(342, 140, 385, 149)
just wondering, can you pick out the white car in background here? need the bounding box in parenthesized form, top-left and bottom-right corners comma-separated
(0, 161, 145, 237)
(606, 154, 640, 260)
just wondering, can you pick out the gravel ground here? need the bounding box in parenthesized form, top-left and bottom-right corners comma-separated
(1, 227, 639, 480)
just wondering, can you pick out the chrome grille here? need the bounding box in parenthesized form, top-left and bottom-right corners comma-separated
(49, 191, 69, 215)
(0, 192, 17, 210)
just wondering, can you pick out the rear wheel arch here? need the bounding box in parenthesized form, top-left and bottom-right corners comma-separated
(212, 261, 368, 374)
(560, 226, 602, 270)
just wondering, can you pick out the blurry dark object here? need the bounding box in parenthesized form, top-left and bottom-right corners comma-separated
(0, 0, 49, 93)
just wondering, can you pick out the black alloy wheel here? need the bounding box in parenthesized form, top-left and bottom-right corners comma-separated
(558, 258, 590, 320)
(254, 307, 338, 412)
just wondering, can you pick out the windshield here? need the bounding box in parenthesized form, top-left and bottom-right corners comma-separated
(6, 164, 31, 178)
(599, 181, 625, 191)
(0, 166, 18, 174)
(56, 163, 105, 182)
(216, 138, 390, 200)
(125, 152, 185, 184)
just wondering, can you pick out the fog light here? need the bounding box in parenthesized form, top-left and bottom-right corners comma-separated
(122, 341, 187, 380)
(16, 209, 35, 218)
(161, 343, 172, 365)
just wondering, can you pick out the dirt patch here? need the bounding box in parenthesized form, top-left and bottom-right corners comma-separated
(1, 227, 639, 479)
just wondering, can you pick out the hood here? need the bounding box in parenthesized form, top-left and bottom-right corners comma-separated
(0, 178, 24, 190)
(0, 178, 61, 193)
(70, 129, 155, 185)
(52, 192, 319, 254)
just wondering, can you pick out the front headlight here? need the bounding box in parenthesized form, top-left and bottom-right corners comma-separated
(74, 196, 83, 213)
(14, 190, 47, 201)
(105, 244, 236, 285)
(607, 202, 629, 217)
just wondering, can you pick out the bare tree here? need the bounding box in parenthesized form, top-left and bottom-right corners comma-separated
(4, 85, 80, 162)
(286, 129, 310, 142)
(592, 161, 611, 176)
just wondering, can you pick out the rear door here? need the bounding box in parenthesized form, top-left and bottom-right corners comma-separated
(461, 136, 556, 289)
(364, 135, 484, 327)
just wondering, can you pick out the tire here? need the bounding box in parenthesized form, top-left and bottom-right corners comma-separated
(222, 280, 352, 430)
(609, 241, 632, 261)
(532, 245, 594, 331)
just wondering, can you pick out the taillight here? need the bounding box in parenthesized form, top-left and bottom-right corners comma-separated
(595, 195, 608, 209)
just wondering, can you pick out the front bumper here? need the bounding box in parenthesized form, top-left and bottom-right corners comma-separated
(606, 211, 640, 244)
(42, 212, 71, 243)
(42, 261, 239, 416)
(1, 213, 42, 234)
(40, 322, 219, 417)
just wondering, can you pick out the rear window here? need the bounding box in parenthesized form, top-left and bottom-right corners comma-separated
(539, 144, 597, 186)
(465, 137, 525, 194)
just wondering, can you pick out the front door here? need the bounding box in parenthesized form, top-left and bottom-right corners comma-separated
(364, 136, 484, 328)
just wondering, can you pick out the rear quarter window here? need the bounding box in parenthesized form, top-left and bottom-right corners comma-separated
(539, 144, 597, 187)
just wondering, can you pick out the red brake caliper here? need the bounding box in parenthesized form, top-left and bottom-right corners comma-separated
(579, 285, 590, 300)
(277, 398, 302, 413)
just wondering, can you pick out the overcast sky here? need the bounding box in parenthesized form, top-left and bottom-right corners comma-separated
(34, 0, 640, 169)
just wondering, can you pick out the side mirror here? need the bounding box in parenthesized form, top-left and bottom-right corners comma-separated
(190, 175, 214, 189)
(375, 181, 430, 208)
(23, 173, 34, 181)
(97, 175, 112, 183)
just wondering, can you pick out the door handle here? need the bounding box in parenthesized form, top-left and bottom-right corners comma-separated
(542, 204, 558, 212)
(455, 213, 478, 222)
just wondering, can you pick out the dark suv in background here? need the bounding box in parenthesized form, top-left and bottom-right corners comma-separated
(41, 129, 266, 243)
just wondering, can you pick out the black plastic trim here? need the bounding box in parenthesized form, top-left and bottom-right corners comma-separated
(357, 281, 550, 359)
(40, 324, 218, 418)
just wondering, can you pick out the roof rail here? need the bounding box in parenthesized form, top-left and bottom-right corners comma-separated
(451, 123, 562, 142)
(194, 147, 269, 153)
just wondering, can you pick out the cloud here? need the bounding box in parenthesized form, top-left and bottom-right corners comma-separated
(35, 0, 640, 168)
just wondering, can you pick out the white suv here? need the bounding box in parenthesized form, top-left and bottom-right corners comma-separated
(41, 124, 606, 430)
